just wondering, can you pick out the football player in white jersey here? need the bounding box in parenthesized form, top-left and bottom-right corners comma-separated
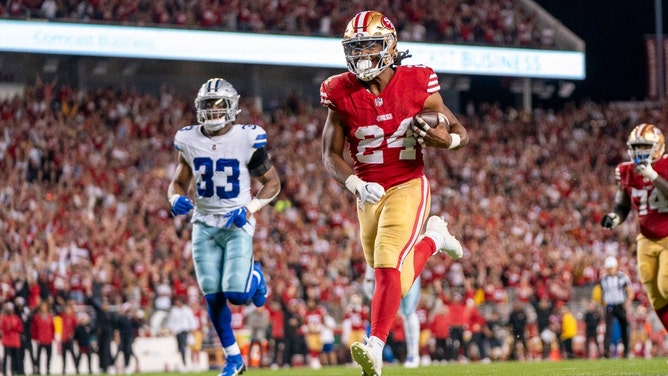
(167, 78, 281, 376)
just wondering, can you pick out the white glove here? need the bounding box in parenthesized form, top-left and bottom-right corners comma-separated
(345, 175, 385, 205)
(636, 161, 659, 181)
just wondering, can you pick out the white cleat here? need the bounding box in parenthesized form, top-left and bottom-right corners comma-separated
(425, 215, 463, 260)
(403, 356, 419, 368)
(351, 342, 382, 376)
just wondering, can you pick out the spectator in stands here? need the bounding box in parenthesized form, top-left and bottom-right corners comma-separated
(15, 297, 34, 375)
(266, 299, 286, 368)
(87, 294, 115, 373)
(73, 313, 96, 375)
(281, 298, 306, 368)
(246, 305, 270, 368)
(530, 294, 555, 360)
(584, 301, 602, 358)
(113, 302, 141, 374)
(320, 10, 468, 376)
(506, 302, 528, 361)
(2, 302, 23, 376)
(31, 300, 55, 375)
(428, 302, 450, 364)
(482, 310, 504, 361)
(188, 299, 208, 372)
(559, 304, 577, 359)
(165, 296, 198, 372)
(58, 302, 79, 375)
(3, 74, 668, 370)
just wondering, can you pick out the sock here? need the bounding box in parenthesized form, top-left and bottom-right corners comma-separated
(412, 237, 435, 281)
(656, 304, 668, 331)
(367, 335, 385, 361)
(371, 268, 401, 343)
(224, 344, 241, 357)
(403, 312, 420, 360)
(205, 292, 236, 347)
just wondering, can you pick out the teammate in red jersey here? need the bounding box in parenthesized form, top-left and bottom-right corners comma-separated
(601, 123, 668, 333)
(320, 10, 469, 376)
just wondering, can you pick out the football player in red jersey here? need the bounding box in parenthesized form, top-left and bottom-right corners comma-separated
(601, 123, 668, 333)
(320, 10, 469, 376)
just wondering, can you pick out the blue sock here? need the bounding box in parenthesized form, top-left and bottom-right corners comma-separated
(204, 292, 236, 347)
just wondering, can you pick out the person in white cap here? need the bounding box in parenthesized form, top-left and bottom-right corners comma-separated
(598, 256, 634, 358)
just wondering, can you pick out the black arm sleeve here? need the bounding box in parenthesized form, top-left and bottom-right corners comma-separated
(612, 190, 632, 222)
(248, 147, 272, 177)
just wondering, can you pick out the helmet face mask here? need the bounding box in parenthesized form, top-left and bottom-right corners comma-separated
(342, 11, 397, 81)
(627, 123, 665, 164)
(195, 78, 240, 132)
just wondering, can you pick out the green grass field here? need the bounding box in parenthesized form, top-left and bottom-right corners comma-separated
(140, 358, 668, 376)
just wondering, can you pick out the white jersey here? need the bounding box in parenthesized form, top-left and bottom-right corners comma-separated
(173, 123, 267, 229)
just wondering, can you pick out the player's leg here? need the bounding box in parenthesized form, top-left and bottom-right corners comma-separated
(637, 236, 668, 330)
(351, 178, 428, 375)
(400, 277, 421, 368)
(220, 229, 262, 306)
(192, 223, 245, 376)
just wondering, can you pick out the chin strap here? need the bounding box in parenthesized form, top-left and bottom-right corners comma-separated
(393, 50, 412, 66)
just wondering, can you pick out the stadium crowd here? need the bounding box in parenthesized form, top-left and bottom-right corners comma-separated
(0, 0, 662, 372)
(0, 0, 556, 48)
(0, 75, 667, 372)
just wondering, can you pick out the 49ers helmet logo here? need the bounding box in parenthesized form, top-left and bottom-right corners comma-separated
(381, 17, 394, 30)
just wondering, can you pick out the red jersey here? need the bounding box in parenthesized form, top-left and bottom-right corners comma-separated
(31, 313, 55, 344)
(230, 306, 245, 331)
(430, 312, 450, 339)
(1, 313, 23, 348)
(59, 312, 78, 341)
(303, 306, 326, 334)
(617, 155, 668, 239)
(320, 65, 440, 189)
(344, 306, 369, 331)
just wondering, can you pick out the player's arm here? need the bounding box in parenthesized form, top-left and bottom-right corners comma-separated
(419, 92, 469, 149)
(322, 109, 354, 185)
(167, 152, 195, 215)
(246, 147, 281, 214)
(601, 188, 631, 229)
(321, 109, 384, 204)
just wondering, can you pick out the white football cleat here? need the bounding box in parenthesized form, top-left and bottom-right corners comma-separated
(425, 216, 463, 260)
(351, 342, 382, 376)
(403, 356, 419, 368)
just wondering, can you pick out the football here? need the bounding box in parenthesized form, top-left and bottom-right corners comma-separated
(412, 110, 448, 130)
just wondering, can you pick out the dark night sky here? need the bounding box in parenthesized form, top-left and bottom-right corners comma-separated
(461, 1, 668, 106)
(535, 0, 667, 102)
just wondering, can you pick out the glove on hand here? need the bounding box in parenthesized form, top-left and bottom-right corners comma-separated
(636, 161, 659, 181)
(345, 175, 385, 205)
(224, 207, 249, 229)
(170, 195, 194, 215)
(601, 213, 621, 229)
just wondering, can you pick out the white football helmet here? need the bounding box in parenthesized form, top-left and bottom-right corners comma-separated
(627, 123, 665, 164)
(195, 78, 240, 132)
(342, 11, 398, 81)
